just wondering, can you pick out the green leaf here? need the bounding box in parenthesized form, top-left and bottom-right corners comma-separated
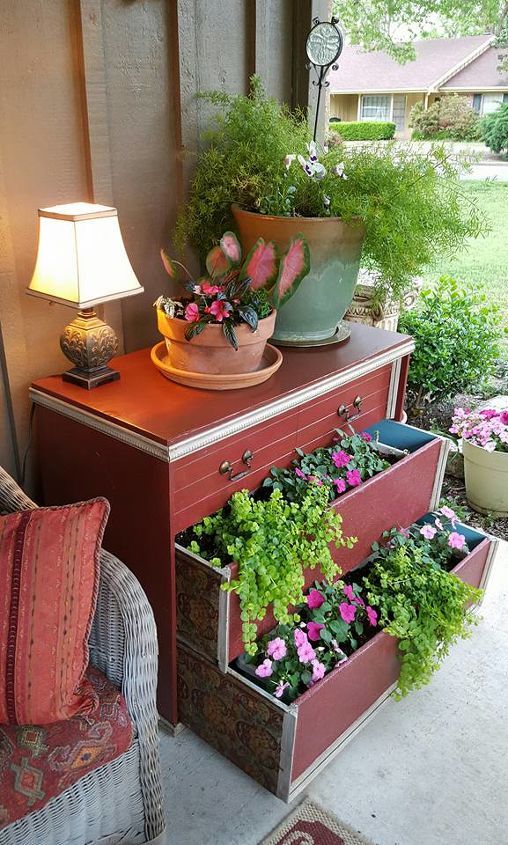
(222, 320, 238, 350)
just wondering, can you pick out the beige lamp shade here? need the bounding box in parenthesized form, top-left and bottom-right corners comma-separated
(27, 202, 144, 308)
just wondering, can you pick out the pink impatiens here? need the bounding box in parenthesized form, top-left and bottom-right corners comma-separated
(331, 450, 351, 469)
(450, 407, 508, 454)
(311, 659, 326, 683)
(420, 524, 437, 540)
(306, 621, 325, 642)
(346, 468, 362, 487)
(255, 659, 273, 678)
(333, 477, 347, 494)
(366, 606, 378, 626)
(184, 302, 200, 322)
(267, 637, 287, 660)
(339, 602, 356, 623)
(306, 589, 325, 609)
(448, 531, 466, 550)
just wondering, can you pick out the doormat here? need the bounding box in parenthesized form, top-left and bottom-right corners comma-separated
(260, 799, 378, 845)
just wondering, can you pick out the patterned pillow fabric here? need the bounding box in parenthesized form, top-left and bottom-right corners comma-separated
(0, 499, 110, 725)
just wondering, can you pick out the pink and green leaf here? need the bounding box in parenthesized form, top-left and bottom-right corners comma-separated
(219, 231, 242, 266)
(271, 235, 310, 308)
(240, 238, 279, 290)
(160, 248, 178, 279)
(206, 245, 230, 279)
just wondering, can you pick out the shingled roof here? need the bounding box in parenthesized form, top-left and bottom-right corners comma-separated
(329, 34, 497, 94)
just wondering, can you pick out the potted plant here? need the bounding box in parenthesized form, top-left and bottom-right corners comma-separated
(175, 77, 484, 345)
(153, 230, 309, 388)
(450, 407, 508, 516)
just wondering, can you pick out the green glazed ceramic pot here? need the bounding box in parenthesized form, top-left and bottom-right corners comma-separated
(232, 205, 365, 344)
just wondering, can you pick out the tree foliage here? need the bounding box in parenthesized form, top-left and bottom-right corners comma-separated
(332, 0, 508, 63)
(481, 102, 508, 152)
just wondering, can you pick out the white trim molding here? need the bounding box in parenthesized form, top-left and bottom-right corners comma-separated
(30, 339, 414, 464)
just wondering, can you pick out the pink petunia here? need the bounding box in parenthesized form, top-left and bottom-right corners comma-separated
(267, 637, 287, 661)
(255, 659, 273, 678)
(307, 621, 325, 642)
(366, 606, 378, 626)
(339, 602, 356, 623)
(274, 681, 290, 699)
(311, 659, 326, 683)
(306, 589, 325, 609)
(448, 531, 466, 550)
(360, 431, 372, 442)
(205, 299, 232, 322)
(334, 477, 347, 494)
(184, 302, 200, 322)
(331, 450, 351, 469)
(346, 468, 362, 487)
(420, 524, 437, 540)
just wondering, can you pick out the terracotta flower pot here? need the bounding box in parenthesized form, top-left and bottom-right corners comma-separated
(156, 308, 277, 375)
(232, 205, 365, 344)
(462, 438, 508, 517)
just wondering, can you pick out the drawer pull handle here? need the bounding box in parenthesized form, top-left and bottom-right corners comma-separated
(337, 395, 364, 422)
(219, 450, 254, 481)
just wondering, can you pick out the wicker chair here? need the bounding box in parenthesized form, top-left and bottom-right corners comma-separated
(0, 467, 166, 845)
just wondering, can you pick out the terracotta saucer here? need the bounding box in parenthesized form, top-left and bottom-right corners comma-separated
(150, 341, 283, 390)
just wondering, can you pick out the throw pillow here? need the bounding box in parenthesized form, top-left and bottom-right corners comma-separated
(0, 498, 109, 725)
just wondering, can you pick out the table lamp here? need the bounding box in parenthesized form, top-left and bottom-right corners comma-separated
(27, 202, 144, 389)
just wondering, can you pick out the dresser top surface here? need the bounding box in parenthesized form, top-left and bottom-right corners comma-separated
(31, 323, 412, 448)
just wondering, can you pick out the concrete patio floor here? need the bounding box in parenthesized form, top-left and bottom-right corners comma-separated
(160, 540, 508, 845)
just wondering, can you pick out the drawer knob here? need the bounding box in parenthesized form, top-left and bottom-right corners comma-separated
(219, 450, 254, 481)
(337, 395, 364, 422)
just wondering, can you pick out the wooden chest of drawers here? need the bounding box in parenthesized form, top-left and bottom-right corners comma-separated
(31, 323, 414, 726)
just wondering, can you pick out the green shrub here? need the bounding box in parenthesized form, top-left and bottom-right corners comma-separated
(176, 78, 485, 305)
(410, 95, 480, 141)
(329, 120, 395, 141)
(399, 276, 504, 411)
(481, 103, 508, 154)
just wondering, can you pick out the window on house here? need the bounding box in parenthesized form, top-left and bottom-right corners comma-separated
(360, 95, 391, 121)
(392, 95, 407, 132)
(482, 93, 505, 114)
(472, 94, 482, 114)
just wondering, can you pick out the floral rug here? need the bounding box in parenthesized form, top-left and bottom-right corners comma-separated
(261, 800, 377, 845)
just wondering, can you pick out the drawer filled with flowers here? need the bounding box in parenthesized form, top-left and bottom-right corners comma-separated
(177, 512, 499, 801)
(175, 420, 449, 667)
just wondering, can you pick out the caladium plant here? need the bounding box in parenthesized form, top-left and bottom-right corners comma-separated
(155, 230, 309, 349)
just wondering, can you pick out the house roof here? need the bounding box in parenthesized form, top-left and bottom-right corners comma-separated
(329, 34, 497, 94)
(442, 46, 508, 89)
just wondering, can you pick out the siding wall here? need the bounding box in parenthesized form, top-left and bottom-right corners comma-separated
(330, 93, 359, 121)
(0, 0, 328, 479)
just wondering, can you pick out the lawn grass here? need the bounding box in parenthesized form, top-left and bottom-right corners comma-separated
(420, 180, 508, 351)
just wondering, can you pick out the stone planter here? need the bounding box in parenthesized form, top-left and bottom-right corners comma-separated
(232, 205, 364, 345)
(345, 271, 422, 332)
(463, 438, 508, 517)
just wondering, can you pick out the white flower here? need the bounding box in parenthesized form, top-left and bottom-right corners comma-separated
(323, 194, 331, 207)
(312, 161, 327, 180)
(284, 154, 296, 169)
(307, 140, 318, 161)
(333, 162, 347, 179)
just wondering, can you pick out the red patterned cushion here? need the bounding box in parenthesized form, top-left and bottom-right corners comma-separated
(0, 666, 133, 829)
(0, 499, 109, 725)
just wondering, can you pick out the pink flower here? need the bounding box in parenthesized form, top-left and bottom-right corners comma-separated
(308, 475, 323, 486)
(274, 681, 289, 699)
(500, 410, 508, 426)
(346, 468, 362, 487)
(440, 506, 457, 526)
(366, 606, 378, 626)
(343, 584, 356, 602)
(339, 602, 356, 623)
(360, 431, 372, 442)
(333, 477, 347, 494)
(448, 531, 466, 550)
(294, 628, 308, 648)
(331, 450, 351, 469)
(306, 589, 325, 609)
(201, 282, 223, 295)
(184, 302, 200, 322)
(479, 409, 499, 420)
(307, 621, 325, 642)
(267, 637, 287, 661)
(420, 524, 437, 540)
(311, 659, 326, 683)
(294, 467, 307, 480)
(205, 300, 232, 322)
(255, 659, 273, 678)
(297, 642, 316, 664)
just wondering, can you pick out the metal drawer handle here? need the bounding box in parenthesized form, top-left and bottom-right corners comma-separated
(337, 395, 363, 422)
(219, 449, 254, 481)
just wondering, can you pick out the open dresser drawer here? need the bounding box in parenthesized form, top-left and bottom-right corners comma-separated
(175, 420, 450, 668)
(177, 522, 498, 801)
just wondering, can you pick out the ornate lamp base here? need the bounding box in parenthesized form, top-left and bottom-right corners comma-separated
(60, 308, 120, 390)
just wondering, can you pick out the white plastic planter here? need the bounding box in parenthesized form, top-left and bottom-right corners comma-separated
(462, 438, 508, 517)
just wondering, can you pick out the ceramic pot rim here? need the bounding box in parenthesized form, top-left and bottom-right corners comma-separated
(231, 203, 363, 226)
